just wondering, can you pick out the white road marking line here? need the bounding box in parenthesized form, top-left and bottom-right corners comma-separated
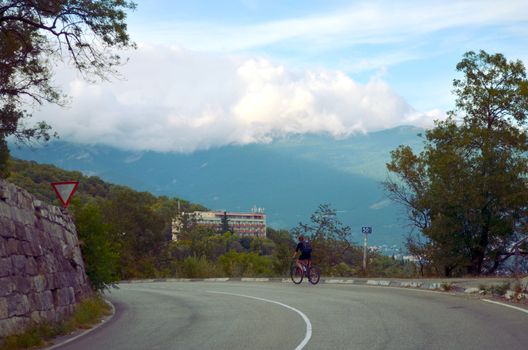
(207, 291, 312, 350)
(482, 299, 528, 315)
(44, 299, 115, 350)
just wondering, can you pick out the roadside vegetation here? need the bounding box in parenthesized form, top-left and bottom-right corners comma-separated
(5, 158, 417, 290)
(385, 50, 528, 277)
(1, 0, 526, 289)
(0, 295, 111, 350)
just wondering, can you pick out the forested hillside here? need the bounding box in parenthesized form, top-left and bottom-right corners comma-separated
(4, 158, 415, 289)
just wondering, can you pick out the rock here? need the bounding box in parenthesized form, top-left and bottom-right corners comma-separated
(464, 287, 480, 294)
(0, 298, 8, 319)
(0, 257, 12, 278)
(7, 294, 30, 317)
(521, 277, 528, 291)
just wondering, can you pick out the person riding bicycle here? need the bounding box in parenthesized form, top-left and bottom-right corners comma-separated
(293, 235, 312, 271)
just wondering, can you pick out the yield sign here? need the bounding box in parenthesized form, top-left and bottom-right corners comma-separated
(51, 181, 79, 208)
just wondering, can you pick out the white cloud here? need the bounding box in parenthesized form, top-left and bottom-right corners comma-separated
(131, 0, 528, 54)
(370, 199, 392, 210)
(34, 45, 443, 152)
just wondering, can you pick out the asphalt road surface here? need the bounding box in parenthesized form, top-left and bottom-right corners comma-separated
(54, 281, 528, 350)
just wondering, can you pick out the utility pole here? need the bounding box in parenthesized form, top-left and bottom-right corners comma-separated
(361, 227, 372, 274)
(363, 233, 368, 272)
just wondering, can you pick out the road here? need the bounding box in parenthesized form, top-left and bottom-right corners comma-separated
(54, 281, 528, 350)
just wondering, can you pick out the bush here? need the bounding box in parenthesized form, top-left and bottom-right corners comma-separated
(219, 250, 275, 277)
(0, 295, 111, 350)
(177, 256, 224, 278)
(481, 282, 511, 296)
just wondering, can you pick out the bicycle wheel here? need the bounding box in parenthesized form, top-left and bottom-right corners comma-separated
(308, 266, 320, 285)
(290, 265, 304, 284)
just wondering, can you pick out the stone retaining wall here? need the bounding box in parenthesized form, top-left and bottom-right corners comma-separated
(0, 179, 92, 339)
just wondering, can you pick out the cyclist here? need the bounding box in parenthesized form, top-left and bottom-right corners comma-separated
(293, 235, 312, 271)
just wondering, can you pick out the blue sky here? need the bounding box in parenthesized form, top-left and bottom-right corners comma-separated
(37, 0, 528, 152)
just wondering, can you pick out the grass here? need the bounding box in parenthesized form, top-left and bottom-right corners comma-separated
(440, 282, 454, 291)
(478, 282, 511, 296)
(0, 295, 112, 350)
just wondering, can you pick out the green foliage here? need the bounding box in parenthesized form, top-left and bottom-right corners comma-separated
(440, 282, 454, 292)
(0, 295, 111, 350)
(292, 204, 361, 274)
(177, 256, 224, 278)
(219, 250, 275, 277)
(0, 0, 135, 144)
(0, 137, 9, 178)
(72, 201, 119, 291)
(328, 262, 356, 277)
(7, 158, 115, 205)
(385, 50, 528, 276)
(485, 282, 511, 296)
(6, 158, 205, 281)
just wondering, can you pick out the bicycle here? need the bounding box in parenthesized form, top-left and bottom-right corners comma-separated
(290, 260, 320, 285)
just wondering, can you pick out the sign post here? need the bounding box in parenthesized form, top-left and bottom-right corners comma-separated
(361, 227, 372, 273)
(51, 181, 79, 208)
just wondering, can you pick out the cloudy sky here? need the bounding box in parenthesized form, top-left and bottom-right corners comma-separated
(36, 0, 528, 152)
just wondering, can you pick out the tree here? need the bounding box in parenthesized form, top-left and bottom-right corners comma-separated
(0, 138, 9, 178)
(291, 204, 357, 272)
(73, 200, 119, 291)
(0, 0, 136, 153)
(385, 50, 528, 276)
(220, 211, 231, 234)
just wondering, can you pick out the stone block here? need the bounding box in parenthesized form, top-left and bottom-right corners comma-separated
(14, 276, 32, 294)
(0, 184, 10, 201)
(35, 256, 51, 275)
(24, 257, 38, 276)
(7, 294, 30, 317)
(0, 316, 29, 338)
(28, 291, 53, 311)
(43, 254, 59, 273)
(32, 275, 47, 292)
(20, 240, 33, 257)
(45, 273, 56, 290)
(13, 221, 25, 240)
(0, 297, 7, 319)
(0, 277, 15, 297)
(0, 238, 7, 257)
(53, 288, 73, 307)
(0, 257, 12, 277)
(41, 291, 54, 311)
(29, 236, 44, 257)
(0, 201, 14, 220)
(0, 216, 16, 238)
(5, 239, 19, 255)
(30, 310, 43, 323)
(11, 207, 32, 226)
(11, 255, 27, 275)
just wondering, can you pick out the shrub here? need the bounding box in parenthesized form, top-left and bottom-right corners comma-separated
(0, 295, 111, 350)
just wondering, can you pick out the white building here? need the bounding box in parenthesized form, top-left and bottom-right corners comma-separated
(172, 209, 266, 241)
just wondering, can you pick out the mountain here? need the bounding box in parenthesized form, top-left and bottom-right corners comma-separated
(10, 126, 425, 247)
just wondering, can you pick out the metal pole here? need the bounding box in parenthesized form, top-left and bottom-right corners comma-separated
(514, 246, 519, 279)
(363, 233, 368, 273)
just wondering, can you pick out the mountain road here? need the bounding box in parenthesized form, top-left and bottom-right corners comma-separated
(52, 281, 528, 350)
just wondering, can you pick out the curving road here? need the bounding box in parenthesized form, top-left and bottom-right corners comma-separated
(54, 281, 528, 350)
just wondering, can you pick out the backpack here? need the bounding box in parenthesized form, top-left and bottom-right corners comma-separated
(302, 241, 312, 254)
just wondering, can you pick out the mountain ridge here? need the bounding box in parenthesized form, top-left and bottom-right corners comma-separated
(10, 126, 424, 247)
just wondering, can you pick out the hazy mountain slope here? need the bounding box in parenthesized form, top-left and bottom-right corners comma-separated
(10, 126, 424, 246)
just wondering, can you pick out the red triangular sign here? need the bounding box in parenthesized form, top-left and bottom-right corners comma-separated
(51, 181, 79, 208)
